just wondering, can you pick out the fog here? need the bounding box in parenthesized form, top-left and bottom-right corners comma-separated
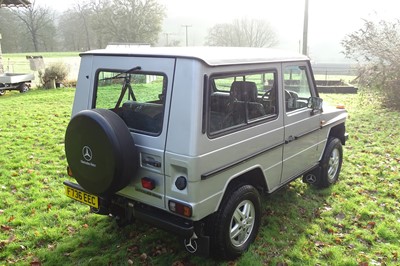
(38, 0, 400, 62)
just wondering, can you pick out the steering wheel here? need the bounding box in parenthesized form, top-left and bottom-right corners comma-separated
(262, 89, 294, 100)
(262, 89, 272, 101)
(284, 90, 292, 101)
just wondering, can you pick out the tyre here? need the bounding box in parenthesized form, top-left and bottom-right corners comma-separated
(314, 137, 343, 188)
(210, 184, 261, 259)
(18, 83, 29, 93)
(65, 109, 138, 196)
(0, 84, 5, 96)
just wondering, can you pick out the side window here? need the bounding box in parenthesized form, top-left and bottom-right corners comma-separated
(96, 71, 166, 135)
(208, 71, 278, 134)
(283, 66, 312, 112)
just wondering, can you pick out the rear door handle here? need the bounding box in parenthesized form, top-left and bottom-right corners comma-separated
(142, 158, 161, 168)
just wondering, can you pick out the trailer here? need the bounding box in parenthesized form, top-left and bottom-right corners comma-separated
(0, 73, 34, 96)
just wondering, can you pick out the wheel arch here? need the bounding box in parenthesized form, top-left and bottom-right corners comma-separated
(214, 167, 267, 212)
(328, 123, 347, 145)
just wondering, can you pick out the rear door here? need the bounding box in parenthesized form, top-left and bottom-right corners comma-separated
(92, 55, 176, 210)
(280, 62, 321, 184)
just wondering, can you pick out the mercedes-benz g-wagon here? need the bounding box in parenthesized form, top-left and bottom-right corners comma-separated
(64, 47, 348, 259)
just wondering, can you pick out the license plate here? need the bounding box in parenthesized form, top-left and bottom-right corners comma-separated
(65, 185, 98, 208)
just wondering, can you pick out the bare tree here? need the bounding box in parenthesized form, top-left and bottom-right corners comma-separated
(342, 18, 400, 110)
(90, 0, 165, 46)
(58, 10, 88, 51)
(0, 8, 26, 53)
(11, 0, 56, 52)
(206, 18, 278, 48)
(73, 1, 92, 50)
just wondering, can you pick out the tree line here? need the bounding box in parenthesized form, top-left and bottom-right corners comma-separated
(0, 0, 278, 53)
(0, 0, 165, 52)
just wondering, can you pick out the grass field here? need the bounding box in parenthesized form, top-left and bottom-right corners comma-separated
(0, 88, 399, 265)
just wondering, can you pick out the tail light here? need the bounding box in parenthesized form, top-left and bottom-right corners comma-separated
(168, 200, 192, 217)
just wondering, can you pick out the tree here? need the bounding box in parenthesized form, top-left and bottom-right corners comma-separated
(11, 0, 56, 52)
(0, 8, 32, 53)
(342, 19, 400, 110)
(206, 18, 278, 48)
(58, 9, 91, 51)
(90, 0, 165, 46)
(73, 1, 92, 51)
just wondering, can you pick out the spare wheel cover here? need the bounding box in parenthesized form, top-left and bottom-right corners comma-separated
(65, 109, 138, 195)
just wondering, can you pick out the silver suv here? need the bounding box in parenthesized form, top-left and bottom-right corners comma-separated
(64, 47, 348, 259)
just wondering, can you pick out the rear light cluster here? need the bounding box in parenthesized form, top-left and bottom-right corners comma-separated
(141, 177, 155, 190)
(169, 200, 192, 217)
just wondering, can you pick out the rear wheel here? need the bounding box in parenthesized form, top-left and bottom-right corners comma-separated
(210, 184, 261, 259)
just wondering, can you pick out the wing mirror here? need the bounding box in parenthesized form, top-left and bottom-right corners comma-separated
(307, 97, 323, 113)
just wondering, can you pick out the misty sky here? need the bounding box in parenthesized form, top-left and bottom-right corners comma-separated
(37, 0, 400, 62)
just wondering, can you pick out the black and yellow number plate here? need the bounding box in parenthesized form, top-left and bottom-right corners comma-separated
(65, 185, 98, 208)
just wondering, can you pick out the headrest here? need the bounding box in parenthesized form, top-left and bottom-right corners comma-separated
(230, 81, 258, 102)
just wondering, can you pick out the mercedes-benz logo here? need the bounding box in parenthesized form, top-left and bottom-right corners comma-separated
(82, 146, 93, 161)
(184, 238, 198, 253)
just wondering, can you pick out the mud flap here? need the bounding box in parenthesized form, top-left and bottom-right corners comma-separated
(303, 166, 321, 184)
(183, 232, 210, 257)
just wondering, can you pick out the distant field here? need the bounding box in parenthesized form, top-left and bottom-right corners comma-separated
(2, 52, 359, 87)
(313, 63, 358, 84)
(312, 63, 358, 76)
(4, 52, 80, 59)
(2, 52, 81, 85)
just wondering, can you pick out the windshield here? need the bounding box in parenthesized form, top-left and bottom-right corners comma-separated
(95, 70, 166, 135)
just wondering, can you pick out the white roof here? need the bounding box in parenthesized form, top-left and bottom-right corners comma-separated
(81, 46, 309, 66)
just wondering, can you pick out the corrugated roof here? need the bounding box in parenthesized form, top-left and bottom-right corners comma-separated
(0, 0, 31, 7)
(81, 46, 309, 66)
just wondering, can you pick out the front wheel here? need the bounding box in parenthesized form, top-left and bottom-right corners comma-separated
(210, 184, 261, 259)
(315, 137, 343, 188)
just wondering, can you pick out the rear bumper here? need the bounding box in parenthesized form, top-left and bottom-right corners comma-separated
(63, 181, 194, 237)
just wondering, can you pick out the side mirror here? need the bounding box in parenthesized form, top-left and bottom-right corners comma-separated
(307, 97, 323, 111)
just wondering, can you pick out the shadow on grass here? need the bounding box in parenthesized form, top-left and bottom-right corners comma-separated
(39, 212, 219, 265)
(251, 181, 332, 264)
(38, 181, 331, 265)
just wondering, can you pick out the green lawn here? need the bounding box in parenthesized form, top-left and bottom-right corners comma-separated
(0, 88, 399, 265)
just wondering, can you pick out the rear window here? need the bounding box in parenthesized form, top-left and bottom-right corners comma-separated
(95, 70, 166, 135)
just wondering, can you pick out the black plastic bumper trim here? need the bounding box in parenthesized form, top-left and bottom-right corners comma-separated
(63, 181, 194, 238)
(134, 203, 194, 238)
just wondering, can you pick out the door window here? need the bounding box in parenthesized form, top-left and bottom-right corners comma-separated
(208, 71, 278, 135)
(283, 66, 312, 112)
